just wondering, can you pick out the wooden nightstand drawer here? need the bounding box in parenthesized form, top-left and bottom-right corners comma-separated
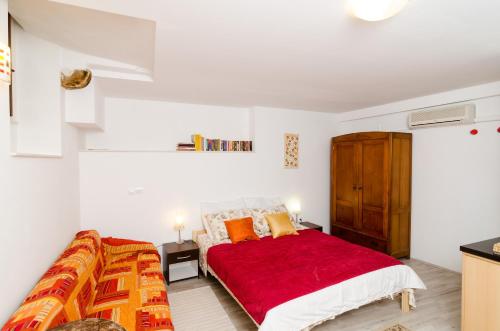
(167, 250, 199, 264)
(162, 240, 200, 285)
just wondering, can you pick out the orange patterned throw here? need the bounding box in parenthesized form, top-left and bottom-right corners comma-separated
(2, 230, 173, 331)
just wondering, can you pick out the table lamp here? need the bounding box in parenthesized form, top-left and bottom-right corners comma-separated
(174, 215, 185, 244)
(288, 199, 301, 223)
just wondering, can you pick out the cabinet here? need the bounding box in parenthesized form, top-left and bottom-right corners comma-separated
(162, 240, 200, 285)
(460, 238, 500, 331)
(330, 132, 412, 258)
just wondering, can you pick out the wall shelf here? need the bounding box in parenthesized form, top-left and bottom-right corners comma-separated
(80, 150, 255, 153)
(11, 152, 62, 158)
(84, 101, 255, 153)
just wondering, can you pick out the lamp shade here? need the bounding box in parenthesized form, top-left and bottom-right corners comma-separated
(347, 0, 408, 21)
(0, 43, 11, 84)
(288, 199, 301, 214)
(174, 215, 185, 231)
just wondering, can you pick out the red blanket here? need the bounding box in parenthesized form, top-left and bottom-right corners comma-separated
(207, 229, 401, 324)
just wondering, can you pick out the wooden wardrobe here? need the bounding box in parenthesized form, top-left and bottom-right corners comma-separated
(330, 132, 412, 258)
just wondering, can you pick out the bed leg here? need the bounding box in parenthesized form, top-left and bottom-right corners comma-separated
(401, 290, 410, 313)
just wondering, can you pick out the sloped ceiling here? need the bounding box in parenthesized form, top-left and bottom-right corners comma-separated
(8, 0, 500, 112)
(9, 0, 155, 72)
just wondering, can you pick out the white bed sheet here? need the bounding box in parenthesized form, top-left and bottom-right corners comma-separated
(260, 264, 425, 331)
(196, 234, 426, 331)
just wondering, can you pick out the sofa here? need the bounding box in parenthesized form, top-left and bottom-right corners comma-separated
(2, 230, 174, 331)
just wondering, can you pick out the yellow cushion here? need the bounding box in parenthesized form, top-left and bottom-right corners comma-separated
(265, 212, 299, 238)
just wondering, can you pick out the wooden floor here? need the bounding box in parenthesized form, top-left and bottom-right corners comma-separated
(168, 259, 461, 331)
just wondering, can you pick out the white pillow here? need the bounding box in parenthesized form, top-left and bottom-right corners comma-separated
(203, 209, 251, 243)
(243, 197, 283, 209)
(200, 198, 246, 241)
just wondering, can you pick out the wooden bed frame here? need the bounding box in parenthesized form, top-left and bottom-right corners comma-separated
(207, 265, 261, 327)
(192, 229, 411, 328)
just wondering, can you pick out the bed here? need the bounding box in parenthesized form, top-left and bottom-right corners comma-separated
(195, 228, 425, 331)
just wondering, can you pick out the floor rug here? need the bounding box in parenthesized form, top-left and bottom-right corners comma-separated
(168, 286, 237, 331)
(382, 324, 412, 331)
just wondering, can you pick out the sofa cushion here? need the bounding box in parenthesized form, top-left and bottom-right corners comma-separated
(87, 240, 173, 331)
(101, 237, 159, 260)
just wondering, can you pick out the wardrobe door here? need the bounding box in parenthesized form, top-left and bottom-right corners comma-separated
(358, 138, 390, 239)
(331, 142, 358, 230)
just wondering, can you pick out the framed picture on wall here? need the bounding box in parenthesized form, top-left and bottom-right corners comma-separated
(284, 133, 299, 169)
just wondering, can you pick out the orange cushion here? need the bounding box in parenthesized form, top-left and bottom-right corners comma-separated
(224, 217, 260, 244)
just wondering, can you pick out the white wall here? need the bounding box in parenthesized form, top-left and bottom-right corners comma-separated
(79, 100, 334, 246)
(0, 1, 81, 324)
(11, 21, 63, 156)
(79, 85, 500, 275)
(84, 98, 253, 151)
(65, 79, 105, 129)
(338, 89, 500, 272)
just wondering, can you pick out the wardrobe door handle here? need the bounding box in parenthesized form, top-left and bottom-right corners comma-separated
(357, 186, 363, 190)
(353, 185, 357, 190)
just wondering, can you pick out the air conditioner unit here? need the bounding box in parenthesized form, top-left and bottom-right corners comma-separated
(408, 104, 476, 129)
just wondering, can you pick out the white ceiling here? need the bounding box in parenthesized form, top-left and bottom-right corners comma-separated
(9, 0, 500, 112)
(9, 0, 156, 72)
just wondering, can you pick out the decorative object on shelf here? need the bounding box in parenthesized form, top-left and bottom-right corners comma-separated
(284, 133, 299, 169)
(174, 215, 185, 244)
(288, 198, 301, 223)
(0, 42, 12, 84)
(494, 242, 500, 255)
(497, 127, 500, 133)
(61, 69, 92, 90)
(347, 0, 408, 22)
(470, 129, 479, 135)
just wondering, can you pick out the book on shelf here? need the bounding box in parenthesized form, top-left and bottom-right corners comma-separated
(176, 142, 196, 151)
(190, 134, 204, 152)
(182, 134, 253, 152)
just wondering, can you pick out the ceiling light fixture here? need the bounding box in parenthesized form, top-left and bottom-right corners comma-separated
(347, 0, 408, 22)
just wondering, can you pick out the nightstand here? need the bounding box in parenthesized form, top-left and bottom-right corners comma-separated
(301, 221, 323, 232)
(162, 240, 200, 285)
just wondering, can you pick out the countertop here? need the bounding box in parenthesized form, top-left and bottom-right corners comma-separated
(460, 237, 500, 263)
